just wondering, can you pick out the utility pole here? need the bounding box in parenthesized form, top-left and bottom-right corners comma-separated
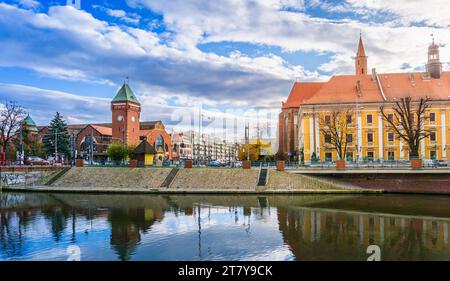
(90, 128, 94, 165)
(71, 133, 76, 166)
(245, 122, 250, 161)
(18, 120, 24, 165)
(198, 110, 202, 163)
(91, 136, 94, 165)
(192, 134, 194, 161)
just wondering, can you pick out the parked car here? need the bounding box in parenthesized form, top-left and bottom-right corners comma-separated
(423, 159, 447, 167)
(434, 160, 448, 167)
(83, 159, 101, 165)
(207, 160, 223, 167)
(25, 156, 50, 166)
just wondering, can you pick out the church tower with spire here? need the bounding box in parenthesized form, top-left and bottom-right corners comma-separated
(355, 34, 367, 76)
(426, 37, 442, 79)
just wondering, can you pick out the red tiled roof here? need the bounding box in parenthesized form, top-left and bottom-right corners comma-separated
(301, 75, 381, 105)
(287, 72, 450, 106)
(282, 82, 324, 108)
(91, 125, 112, 136)
(379, 72, 450, 101)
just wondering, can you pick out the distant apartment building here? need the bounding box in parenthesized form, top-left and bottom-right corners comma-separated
(180, 131, 240, 163)
(171, 132, 193, 160)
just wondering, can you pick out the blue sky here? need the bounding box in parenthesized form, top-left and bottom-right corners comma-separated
(0, 0, 449, 138)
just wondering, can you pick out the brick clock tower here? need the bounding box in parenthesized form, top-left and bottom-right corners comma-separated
(111, 83, 141, 145)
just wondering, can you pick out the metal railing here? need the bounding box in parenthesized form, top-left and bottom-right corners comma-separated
(286, 160, 450, 169)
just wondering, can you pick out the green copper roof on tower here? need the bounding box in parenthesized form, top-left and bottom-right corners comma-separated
(112, 83, 140, 103)
(23, 115, 38, 131)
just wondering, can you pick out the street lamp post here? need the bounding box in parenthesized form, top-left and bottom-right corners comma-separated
(55, 128, 58, 164)
(17, 120, 24, 165)
(71, 133, 76, 166)
(245, 122, 250, 161)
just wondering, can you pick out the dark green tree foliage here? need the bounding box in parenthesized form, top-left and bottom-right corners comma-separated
(43, 112, 70, 158)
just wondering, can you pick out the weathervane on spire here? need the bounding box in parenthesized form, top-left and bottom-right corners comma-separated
(125, 76, 129, 84)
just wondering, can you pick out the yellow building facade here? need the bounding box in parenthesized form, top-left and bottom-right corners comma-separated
(279, 36, 450, 162)
(299, 105, 450, 162)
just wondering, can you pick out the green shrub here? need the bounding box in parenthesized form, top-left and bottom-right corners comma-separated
(106, 143, 128, 164)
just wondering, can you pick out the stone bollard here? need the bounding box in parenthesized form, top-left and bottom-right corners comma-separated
(276, 161, 285, 171)
(243, 160, 251, 169)
(411, 159, 423, 169)
(336, 159, 346, 170)
(184, 160, 193, 168)
(129, 160, 138, 168)
(76, 159, 84, 167)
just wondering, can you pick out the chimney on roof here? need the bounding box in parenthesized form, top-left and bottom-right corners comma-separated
(371, 68, 377, 81)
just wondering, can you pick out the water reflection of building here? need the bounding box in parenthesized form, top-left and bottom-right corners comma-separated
(108, 208, 164, 261)
(2, 193, 449, 261)
(277, 207, 450, 260)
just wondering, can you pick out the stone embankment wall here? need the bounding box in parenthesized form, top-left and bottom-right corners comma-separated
(52, 167, 171, 189)
(319, 173, 450, 194)
(1, 171, 54, 186)
(170, 169, 258, 190)
(266, 171, 353, 191)
(45, 167, 362, 193)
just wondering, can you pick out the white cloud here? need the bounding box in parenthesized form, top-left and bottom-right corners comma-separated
(92, 5, 141, 24)
(0, 3, 317, 108)
(0, 83, 111, 125)
(16, 0, 39, 9)
(1, 1, 450, 128)
(133, 0, 450, 75)
(345, 0, 450, 27)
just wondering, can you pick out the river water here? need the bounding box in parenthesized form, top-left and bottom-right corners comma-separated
(0, 192, 449, 261)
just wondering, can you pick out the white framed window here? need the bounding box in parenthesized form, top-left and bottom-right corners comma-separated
(388, 132, 394, 142)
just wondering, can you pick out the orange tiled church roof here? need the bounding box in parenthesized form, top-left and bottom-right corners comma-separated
(282, 82, 324, 108)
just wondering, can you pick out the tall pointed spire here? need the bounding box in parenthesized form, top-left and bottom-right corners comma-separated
(357, 33, 366, 57)
(355, 33, 368, 76)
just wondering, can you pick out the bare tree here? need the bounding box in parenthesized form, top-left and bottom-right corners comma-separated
(380, 97, 431, 159)
(319, 109, 353, 160)
(0, 101, 26, 162)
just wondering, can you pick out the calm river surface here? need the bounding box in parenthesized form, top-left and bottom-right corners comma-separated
(0, 192, 449, 261)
